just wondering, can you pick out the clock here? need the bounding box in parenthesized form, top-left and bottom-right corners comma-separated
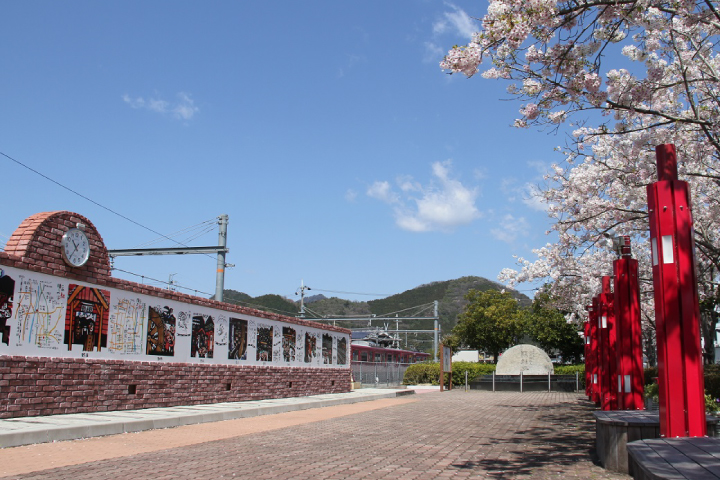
(61, 227, 91, 267)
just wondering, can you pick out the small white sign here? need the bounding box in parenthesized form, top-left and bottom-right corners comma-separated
(652, 237, 659, 266)
(662, 235, 674, 264)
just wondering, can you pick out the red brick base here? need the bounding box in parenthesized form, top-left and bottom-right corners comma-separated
(0, 355, 351, 418)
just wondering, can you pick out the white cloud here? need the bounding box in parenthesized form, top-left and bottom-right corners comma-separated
(523, 183, 548, 212)
(123, 92, 199, 121)
(491, 214, 530, 243)
(345, 189, 358, 203)
(367, 181, 400, 204)
(501, 161, 551, 212)
(367, 160, 481, 232)
(425, 4, 477, 63)
(433, 4, 477, 39)
(423, 41, 445, 62)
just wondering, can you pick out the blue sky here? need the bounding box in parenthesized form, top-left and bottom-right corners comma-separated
(0, 1, 563, 304)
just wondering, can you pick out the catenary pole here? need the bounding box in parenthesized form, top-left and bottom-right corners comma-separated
(215, 214, 228, 302)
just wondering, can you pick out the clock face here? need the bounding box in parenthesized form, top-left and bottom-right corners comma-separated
(61, 228, 91, 267)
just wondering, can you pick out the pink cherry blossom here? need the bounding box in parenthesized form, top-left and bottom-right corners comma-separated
(441, 0, 720, 358)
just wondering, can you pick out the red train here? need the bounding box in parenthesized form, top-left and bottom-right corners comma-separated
(350, 342, 430, 365)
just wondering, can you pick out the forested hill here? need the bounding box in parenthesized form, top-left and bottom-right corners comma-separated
(222, 276, 531, 335)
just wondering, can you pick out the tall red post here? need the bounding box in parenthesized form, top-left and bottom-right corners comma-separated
(587, 304, 600, 403)
(598, 276, 618, 410)
(584, 320, 592, 398)
(592, 298, 604, 404)
(613, 236, 645, 410)
(647, 144, 705, 437)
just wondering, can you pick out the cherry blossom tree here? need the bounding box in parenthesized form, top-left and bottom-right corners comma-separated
(441, 1, 720, 361)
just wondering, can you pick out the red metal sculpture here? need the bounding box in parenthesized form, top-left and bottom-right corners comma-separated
(647, 144, 705, 437)
(612, 236, 644, 410)
(597, 276, 618, 410)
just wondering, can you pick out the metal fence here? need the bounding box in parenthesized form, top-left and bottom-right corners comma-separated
(469, 373, 581, 392)
(351, 362, 412, 386)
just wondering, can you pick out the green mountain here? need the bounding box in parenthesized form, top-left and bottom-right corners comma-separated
(222, 276, 530, 353)
(223, 290, 298, 316)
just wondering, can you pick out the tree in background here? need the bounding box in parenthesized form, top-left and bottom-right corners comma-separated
(523, 291, 584, 364)
(441, 1, 720, 348)
(440, 333, 462, 355)
(453, 289, 522, 362)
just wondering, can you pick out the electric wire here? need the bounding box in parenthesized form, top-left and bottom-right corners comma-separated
(308, 287, 391, 297)
(111, 267, 214, 297)
(301, 306, 325, 318)
(182, 224, 217, 244)
(225, 298, 299, 317)
(133, 218, 216, 248)
(0, 150, 218, 261)
(111, 266, 299, 317)
(376, 302, 436, 318)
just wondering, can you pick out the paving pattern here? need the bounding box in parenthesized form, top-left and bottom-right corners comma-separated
(0, 391, 629, 479)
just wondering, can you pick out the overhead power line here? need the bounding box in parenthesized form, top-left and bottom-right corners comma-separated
(112, 267, 214, 297)
(0, 150, 217, 260)
(308, 287, 391, 297)
(224, 298, 299, 317)
(133, 218, 217, 248)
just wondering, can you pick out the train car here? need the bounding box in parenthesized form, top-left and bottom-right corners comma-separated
(350, 341, 430, 365)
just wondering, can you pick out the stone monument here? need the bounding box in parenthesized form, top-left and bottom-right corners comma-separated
(495, 344, 554, 375)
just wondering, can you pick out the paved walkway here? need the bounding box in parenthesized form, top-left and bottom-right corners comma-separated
(0, 390, 629, 479)
(0, 388, 412, 449)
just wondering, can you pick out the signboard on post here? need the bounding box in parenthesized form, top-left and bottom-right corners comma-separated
(440, 344, 452, 391)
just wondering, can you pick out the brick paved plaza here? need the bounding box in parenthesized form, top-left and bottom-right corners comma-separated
(0, 390, 629, 479)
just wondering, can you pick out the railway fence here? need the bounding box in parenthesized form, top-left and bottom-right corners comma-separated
(351, 361, 411, 387)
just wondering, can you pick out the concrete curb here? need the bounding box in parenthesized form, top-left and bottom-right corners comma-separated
(0, 388, 412, 448)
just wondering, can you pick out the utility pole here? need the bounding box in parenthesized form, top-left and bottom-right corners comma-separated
(434, 300, 439, 362)
(107, 214, 231, 301)
(307, 298, 441, 357)
(296, 280, 311, 318)
(215, 214, 229, 302)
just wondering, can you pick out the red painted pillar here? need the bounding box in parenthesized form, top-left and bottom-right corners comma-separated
(598, 276, 618, 410)
(647, 144, 705, 437)
(613, 236, 645, 410)
(587, 304, 600, 403)
(584, 320, 592, 398)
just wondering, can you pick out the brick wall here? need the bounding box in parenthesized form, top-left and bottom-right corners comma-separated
(0, 211, 352, 418)
(0, 355, 350, 418)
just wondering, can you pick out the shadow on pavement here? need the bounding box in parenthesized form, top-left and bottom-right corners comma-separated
(450, 399, 602, 478)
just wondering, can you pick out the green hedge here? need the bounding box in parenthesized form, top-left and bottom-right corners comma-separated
(705, 373, 720, 400)
(402, 363, 441, 385)
(402, 363, 590, 386)
(402, 362, 496, 386)
(555, 364, 585, 376)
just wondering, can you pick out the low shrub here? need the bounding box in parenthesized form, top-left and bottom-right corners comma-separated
(451, 362, 496, 386)
(402, 362, 496, 386)
(707, 394, 720, 414)
(706, 373, 720, 401)
(554, 364, 585, 375)
(402, 363, 440, 385)
(644, 382, 659, 401)
(644, 367, 658, 387)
